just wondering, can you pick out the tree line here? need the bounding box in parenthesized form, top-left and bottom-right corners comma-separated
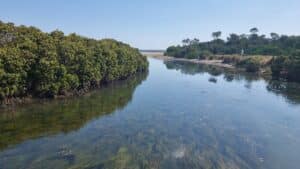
(0, 21, 148, 102)
(165, 28, 300, 82)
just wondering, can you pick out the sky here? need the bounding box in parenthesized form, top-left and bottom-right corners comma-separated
(1, 0, 300, 49)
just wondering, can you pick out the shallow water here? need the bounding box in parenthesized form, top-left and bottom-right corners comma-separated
(1, 58, 300, 169)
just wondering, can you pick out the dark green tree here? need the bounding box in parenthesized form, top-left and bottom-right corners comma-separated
(212, 31, 222, 40)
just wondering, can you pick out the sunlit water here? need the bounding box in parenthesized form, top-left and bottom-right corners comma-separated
(1, 58, 300, 169)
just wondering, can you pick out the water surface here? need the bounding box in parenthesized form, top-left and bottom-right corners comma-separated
(1, 58, 300, 169)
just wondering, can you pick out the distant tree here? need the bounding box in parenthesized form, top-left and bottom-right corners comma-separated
(164, 27, 300, 82)
(260, 35, 266, 39)
(190, 38, 200, 45)
(227, 34, 240, 42)
(227, 34, 240, 47)
(270, 33, 280, 40)
(212, 31, 222, 40)
(250, 27, 259, 34)
(182, 38, 191, 46)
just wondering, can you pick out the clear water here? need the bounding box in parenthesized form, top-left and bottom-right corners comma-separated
(1, 58, 300, 169)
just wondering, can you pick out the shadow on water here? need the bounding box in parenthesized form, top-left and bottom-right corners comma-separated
(164, 60, 300, 105)
(0, 72, 148, 151)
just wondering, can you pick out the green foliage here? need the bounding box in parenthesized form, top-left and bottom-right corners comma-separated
(221, 55, 242, 64)
(0, 21, 148, 100)
(271, 55, 300, 82)
(165, 28, 300, 59)
(237, 58, 261, 72)
(165, 28, 300, 81)
(250, 27, 259, 34)
(212, 31, 222, 40)
(271, 56, 287, 77)
(200, 50, 213, 59)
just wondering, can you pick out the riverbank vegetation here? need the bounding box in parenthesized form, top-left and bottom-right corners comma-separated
(0, 21, 148, 104)
(165, 28, 300, 81)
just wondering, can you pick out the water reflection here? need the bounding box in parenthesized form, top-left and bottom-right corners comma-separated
(208, 77, 217, 83)
(164, 60, 300, 105)
(267, 80, 300, 105)
(165, 60, 223, 76)
(0, 72, 148, 151)
(0, 58, 300, 169)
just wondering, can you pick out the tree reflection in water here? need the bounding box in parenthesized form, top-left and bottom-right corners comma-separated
(0, 72, 148, 150)
(164, 60, 300, 105)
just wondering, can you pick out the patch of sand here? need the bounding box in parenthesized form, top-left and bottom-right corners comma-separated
(142, 52, 234, 69)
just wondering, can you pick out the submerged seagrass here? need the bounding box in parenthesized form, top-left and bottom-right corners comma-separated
(0, 21, 148, 102)
(1, 58, 300, 169)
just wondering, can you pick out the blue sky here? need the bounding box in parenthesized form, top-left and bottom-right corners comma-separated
(1, 0, 300, 49)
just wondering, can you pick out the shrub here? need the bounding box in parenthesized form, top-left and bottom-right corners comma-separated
(236, 57, 261, 72)
(271, 55, 300, 82)
(0, 21, 148, 100)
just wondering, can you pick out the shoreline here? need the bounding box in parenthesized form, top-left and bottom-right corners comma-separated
(0, 72, 148, 108)
(142, 52, 235, 69)
(142, 52, 272, 77)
